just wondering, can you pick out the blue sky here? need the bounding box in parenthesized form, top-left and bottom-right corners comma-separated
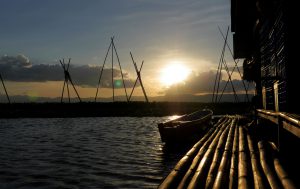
(0, 0, 238, 100)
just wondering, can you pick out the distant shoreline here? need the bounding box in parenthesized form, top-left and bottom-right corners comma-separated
(0, 102, 252, 118)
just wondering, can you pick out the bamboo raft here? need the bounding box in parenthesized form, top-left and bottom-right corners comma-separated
(158, 115, 297, 189)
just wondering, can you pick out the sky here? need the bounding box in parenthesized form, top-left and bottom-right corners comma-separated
(0, 0, 252, 102)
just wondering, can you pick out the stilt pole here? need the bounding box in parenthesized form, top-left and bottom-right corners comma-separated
(96, 37, 132, 102)
(0, 74, 10, 103)
(111, 37, 114, 102)
(130, 52, 148, 102)
(218, 26, 250, 102)
(60, 58, 81, 103)
(95, 38, 113, 101)
(214, 27, 229, 103)
(129, 61, 144, 101)
(112, 39, 129, 102)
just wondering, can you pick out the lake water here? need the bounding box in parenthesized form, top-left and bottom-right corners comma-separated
(0, 117, 189, 189)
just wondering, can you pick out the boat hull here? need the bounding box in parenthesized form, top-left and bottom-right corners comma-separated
(158, 109, 213, 143)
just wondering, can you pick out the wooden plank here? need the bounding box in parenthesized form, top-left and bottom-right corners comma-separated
(257, 112, 278, 124)
(282, 121, 300, 138)
(257, 109, 300, 138)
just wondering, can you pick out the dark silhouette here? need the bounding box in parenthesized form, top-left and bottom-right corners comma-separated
(60, 58, 81, 103)
(129, 52, 148, 102)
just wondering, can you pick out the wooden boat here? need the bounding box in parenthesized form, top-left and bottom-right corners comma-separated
(158, 109, 213, 143)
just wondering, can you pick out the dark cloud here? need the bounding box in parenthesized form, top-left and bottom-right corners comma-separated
(0, 55, 137, 88)
(164, 71, 254, 96)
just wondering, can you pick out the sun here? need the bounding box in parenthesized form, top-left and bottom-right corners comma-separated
(160, 62, 191, 87)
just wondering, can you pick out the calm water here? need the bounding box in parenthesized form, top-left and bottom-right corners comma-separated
(0, 117, 188, 189)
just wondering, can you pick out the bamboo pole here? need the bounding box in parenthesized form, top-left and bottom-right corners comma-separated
(214, 40, 226, 103)
(59, 58, 81, 103)
(111, 38, 114, 102)
(212, 48, 223, 103)
(59, 60, 66, 103)
(130, 52, 149, 102)
(212, 27, 229, 103)
(61, 80, 66, 103)
(95, 38, 112, 101)
(268, 142, 296, 189)
(68, 75, 82, 102)
(178, 117, 230, 189)
(65, 59, 71, 103)
(218, 58, 240, 103)
(212, 118, 236, 189)
(238, 126, 251, 189)
(218, 26, 250, 102)
(205, 118, 232, 189)
(247, 134, 269, 189)
(187, 117, 231, 189)
(0, 74, 10, 103)
(112, 39, 128, 101)
(273, 158, 296, 189)
(258, 141, 282, 189)
(66, 77, 70, 102)
(159, 117, 229, 189)
(129, 61, 144, 101)
(229, 119, 239, 189)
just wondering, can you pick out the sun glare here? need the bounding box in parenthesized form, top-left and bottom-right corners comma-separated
(160, 62, 191, 87)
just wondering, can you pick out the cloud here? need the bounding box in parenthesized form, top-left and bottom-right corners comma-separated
(163, 71, 254, 96)
(0, 55, 137, 88)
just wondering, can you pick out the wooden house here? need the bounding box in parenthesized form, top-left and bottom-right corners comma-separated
(231, 0, 298, 113)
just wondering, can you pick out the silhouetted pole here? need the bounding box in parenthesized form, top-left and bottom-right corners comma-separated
(129, 61, 144, 101)
(218, 26, 250, 102)
(213, 27, 229, 103)
(219, 58, 239, 103)
(212, 49, 222, 103)
(95, 38, 113, 101)
(130, 52, 149, 102)
(95, 37, 129, 102)
(112, 38, 129, 102)
(60, 59, 67, 103)
(0, 74, 10, 103)
(67, 72, 82, 102)
(60, 58, 81, 103)
(66, 59, 71, 103)
(111, 38, 115, 102)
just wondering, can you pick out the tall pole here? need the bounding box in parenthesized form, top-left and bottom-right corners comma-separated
(212, 27, 229, 103)
(219, 58, 239, 103)
(95, 39, 112, 101)
(212, 52, 222, 103)
(129, 61, 144, 101)
(60, 58, 81, 103)
(95, 37, 131, 102)
(130, 52, 149, 102)
(60, 60, 66, 103)
(112, 39, 129, 102)
(61, 80, 66, 103)
(0, 74, 10, 103)
(214, 27, 229, 103)
(111, 38, 114, 102)
(66, 78, 70, 103)
(215, 55, 224, 102)
(68, 74, 82, 102)
(66, 59, 71, 103)
(218, 26, 249, 102)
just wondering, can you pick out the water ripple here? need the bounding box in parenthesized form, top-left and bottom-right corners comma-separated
(0, 117, 185, 188)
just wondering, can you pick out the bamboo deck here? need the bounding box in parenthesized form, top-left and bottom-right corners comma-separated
(158, 115, 297, 189)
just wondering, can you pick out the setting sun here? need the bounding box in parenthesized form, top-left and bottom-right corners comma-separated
(160, 62, 191, 87)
